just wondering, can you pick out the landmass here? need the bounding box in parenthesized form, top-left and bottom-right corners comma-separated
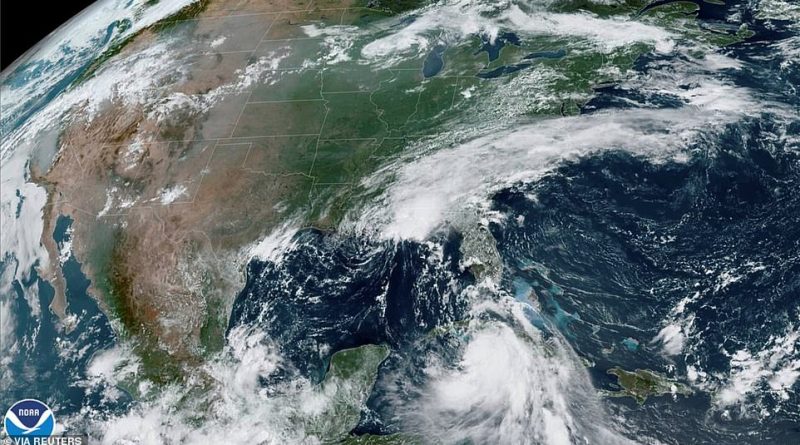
(340, 433, 419, 444)
(306, 344, 390, 441)
(604, 367, 693, 404)
(27, 0, 754, 387)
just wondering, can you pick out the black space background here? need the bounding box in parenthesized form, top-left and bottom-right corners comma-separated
(2, 1, 97, 70)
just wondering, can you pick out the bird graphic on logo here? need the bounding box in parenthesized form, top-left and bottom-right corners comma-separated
(3, 399, 55, 437)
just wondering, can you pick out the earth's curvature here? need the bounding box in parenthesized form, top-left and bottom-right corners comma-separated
(1, 0, 799, 443)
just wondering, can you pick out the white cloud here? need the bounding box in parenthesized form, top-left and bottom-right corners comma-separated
(353, 77, 760, 241)
(158, 185, 188, 205)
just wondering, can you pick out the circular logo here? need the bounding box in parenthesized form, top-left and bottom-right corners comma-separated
(3, 399, 55, 437)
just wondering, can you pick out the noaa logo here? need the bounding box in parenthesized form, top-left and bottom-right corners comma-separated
(3, 399, 55, 437)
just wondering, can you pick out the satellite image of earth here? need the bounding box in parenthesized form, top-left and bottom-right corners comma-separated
(1, 0, 799, 443)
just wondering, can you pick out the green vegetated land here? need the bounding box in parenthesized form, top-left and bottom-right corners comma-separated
(605, 367, 693, 404)
(268, 0, 753, 228)
(306, 344, 392, 441)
